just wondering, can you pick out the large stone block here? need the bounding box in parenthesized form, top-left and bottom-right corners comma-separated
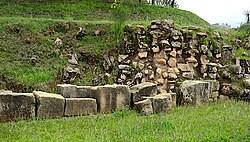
(178, 80, 211, 105)
(57, 84, 77, 98)
(76, 86, 96, 98)
(134, 99, 153, 115)
(145, 93, 172, 113)
(33, 91, 65, 118)
(113, 85, 131, 111)
(64, 98, 97, 116)
(0, 92, 35, 122)
(130, 82, 157, 103)
(94, 85, 130, 113)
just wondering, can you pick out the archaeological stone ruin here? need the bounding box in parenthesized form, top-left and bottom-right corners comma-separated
(1, 20, 250, 122)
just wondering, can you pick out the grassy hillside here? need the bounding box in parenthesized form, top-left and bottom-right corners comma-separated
(0, 101, 250, 141)
(0, 0, 209, 27)
(0, 0, 212, 92)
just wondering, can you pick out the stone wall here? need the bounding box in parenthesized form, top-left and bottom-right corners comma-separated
(0, 83, 173, 122)
(116, 20, 226, 92)
(115, 20, 250, 101)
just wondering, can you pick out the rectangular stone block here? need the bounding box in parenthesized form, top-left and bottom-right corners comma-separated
(57, 84, 77, 98)
(33, 91, 65, 118)
(0, 92, 35, 122)
(94, 85, 113, 113)
(134, 99, 153, 115)
(64, 98, 97, 116)
(179, 80, 211, 105)
(94, 85, 131, 113)
(144, 94, 172, 113)
(112, 85, 131, 111)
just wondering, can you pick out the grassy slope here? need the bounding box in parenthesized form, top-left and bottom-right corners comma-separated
(0, 0, 210, 90)
(0, 101, 250, 141)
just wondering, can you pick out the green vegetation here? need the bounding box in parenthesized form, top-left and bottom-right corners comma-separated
(0, 0, 211, 90)
(0, 0, 209, 27)
(0, 101, 249, 141)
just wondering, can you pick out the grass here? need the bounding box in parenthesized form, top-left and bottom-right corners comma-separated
(0, 0, 210, 89)
(0, 0, 209, 27)
(0, 101, 249, 141)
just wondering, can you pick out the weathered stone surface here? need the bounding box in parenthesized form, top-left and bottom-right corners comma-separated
(204, 80, 220, 92)
(0, 93, 35, 122)
(138, 52, 148, 59)
(76, 86, 97, 98)
(177, 64, 193, 72)
(57, 84, 77, 98)
(168, 72, 177, 79)
(130, 82, 157, 103)
(33, 91, 65, 118)
(118, 65, 130, 70)
(171, 41, 182, 48)
(182, 72, 194, 79)
(64, 98, 97, 116)
(169, 50, 177, 57)
(94, 85, 130, 113)
(134, 99, 153, 115)
(178, 80, 211, 105)
(200, 55, 209, 65)
(114, 85, 131, 110)
(168, 57, 177, 67)
(156, 58, 167, 65)
(118, 55, 129, 63)
(145, 94, 172, 113)
(220, 83, 232, 96)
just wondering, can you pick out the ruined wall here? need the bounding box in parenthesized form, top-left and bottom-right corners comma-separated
(116, 20, 250, 93)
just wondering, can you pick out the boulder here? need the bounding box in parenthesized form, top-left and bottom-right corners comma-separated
(33, 91, 65, 118)
(178, 80, 211, 105)
(130, 82, 157, 103)
(0, 92, 35, 122)
(134, 99, 153, 115)
(57, 84, 77, 98)
(64, 98, 97, 116)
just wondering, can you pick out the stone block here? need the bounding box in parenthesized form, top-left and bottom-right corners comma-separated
(178, 80, 211, 105)
(76, 86, 96, 98)
(57, 84, 77, 98)
(0, 92, 35, 122)
(134, 99, 153, 115)
(145, 94, 172, 113)
(33, 91, 65, 118)
(64, 98, 97, 116)
(94, 85, 130, 113)
(130, 82, 157, 103)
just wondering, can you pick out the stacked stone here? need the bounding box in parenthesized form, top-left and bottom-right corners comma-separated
(57, 84, 131, 114)
(131, 82, 173, 115)
(117, 20, 224, 92)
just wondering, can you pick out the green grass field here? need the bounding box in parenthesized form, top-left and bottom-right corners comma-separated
(0, 101, 250, 142)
